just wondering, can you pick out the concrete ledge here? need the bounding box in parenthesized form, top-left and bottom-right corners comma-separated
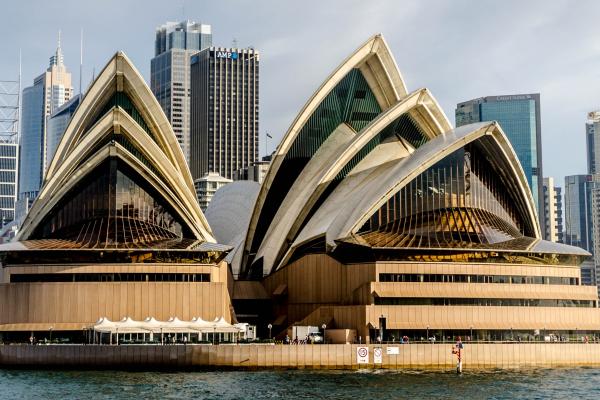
(2, 343, 600, 370)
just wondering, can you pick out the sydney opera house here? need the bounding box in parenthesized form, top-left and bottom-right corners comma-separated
(1, 35, 600, 344)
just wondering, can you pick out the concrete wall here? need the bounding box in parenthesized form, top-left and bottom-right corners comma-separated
(3, 343, 600, 370)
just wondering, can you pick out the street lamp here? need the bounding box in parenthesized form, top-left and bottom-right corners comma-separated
(49, 326, 53, 343)
(322, 324, 327, 344)
(268, 323, 273, 340)
(470, 326, 473, 341)
(427, 326, 429, 342)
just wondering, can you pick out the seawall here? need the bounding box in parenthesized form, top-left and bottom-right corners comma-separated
(2, 343, 600, 370)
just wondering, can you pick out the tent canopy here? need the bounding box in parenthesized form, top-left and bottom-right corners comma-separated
(93, 316, 243, 334)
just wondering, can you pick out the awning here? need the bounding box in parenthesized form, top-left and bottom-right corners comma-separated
(92, 316, 244, 334)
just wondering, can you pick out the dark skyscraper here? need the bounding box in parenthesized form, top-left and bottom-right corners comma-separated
(586, 111, 600, 174)
(150, 21, 212, 163)
(190, 47, 259, 180)
(456, 94, 545, 236)
(564, 174, 593, 253)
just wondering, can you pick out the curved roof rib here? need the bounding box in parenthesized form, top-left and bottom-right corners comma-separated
(325, 121, 541, 245)
(282, 122, 541, 267)
(242, 34, 408, 276)
(46, 52, 193, 193)
(255, 88, 451, 275)
(18, 52, 213, 244)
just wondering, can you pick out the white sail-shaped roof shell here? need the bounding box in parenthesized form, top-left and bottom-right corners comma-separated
(18, 52, 214, 243)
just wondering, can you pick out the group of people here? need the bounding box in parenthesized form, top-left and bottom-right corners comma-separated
(283, 335, 320, 344)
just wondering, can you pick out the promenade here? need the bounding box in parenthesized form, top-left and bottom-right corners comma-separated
(2, 343, 600, 370)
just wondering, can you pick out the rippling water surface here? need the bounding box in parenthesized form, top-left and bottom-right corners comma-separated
(1, 368, 600, 399)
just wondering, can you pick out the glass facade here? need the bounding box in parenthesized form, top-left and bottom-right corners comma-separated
(358, 142, 533, 248)
(586, 117, 600, 174)
(46, 94, 81, 172)
(455, 95, 544, 236)
(31, 159, 190, 247)
(19, 47, 73, 201)
(379, 273, 580, 285)
(151, 21, 212, 163)
(19, 84, 45, 197)
(10, 273, 210, 283)
(248, 68, 382, 267)
(374, 297, 596, 307)
(154, 21, 212, 56)
(564, 174, 593, 252)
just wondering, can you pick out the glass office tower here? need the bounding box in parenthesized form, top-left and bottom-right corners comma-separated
(150, 21, 212, 164)
(456, 94, 545, 237)
(45, 94, 81, 172)
(19, 37, 72, 201)
(564, 174, 593, 253)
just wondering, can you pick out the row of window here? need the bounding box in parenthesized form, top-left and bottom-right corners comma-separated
(379, 273, 580, 285)
(374, 297, 596, 307)
(0, 158, 16, 170)
(0, 171, 15, 182)
(10, 273, 211, 283)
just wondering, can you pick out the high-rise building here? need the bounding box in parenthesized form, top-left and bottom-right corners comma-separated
(586, 111, 600, 174)
(542, 177, 563, 243)
(555, 185, 564, 243)
(150, 21, 212, 163)
(584, 112, 600, 295)
(190, 47, 259, 180)
(19, 34, 72, 201)
(45, 94, 80, 172)
(194, 172, 232, 210)
(564, 174, 593, 253)
(0, 76, 20, 225)
(581, 260, 597, 287)
(456, 94, 545, 236)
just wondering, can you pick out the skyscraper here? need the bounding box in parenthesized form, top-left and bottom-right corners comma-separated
(542, 177, 563, 243)
(564, 174, 593, 253)
(585, 111, 600, 295)
(19, 34, 72, 201)
(150, 21, 212, 163)
(0, 74, 20, 226)
(190, 47, 259, 180)
(456, 94, 545, 236)
(586, 111, 600, 174)
(555, 185, 564, 243)
(45, 94, 80, 172)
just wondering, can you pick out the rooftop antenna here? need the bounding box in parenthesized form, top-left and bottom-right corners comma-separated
(79, 28, 83, 96)
(232, 38, 238, 49)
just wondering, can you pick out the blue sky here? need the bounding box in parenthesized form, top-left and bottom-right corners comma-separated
(2, 0, 600, 185)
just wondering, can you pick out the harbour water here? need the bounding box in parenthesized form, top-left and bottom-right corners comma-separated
(1, 368, 600, 399)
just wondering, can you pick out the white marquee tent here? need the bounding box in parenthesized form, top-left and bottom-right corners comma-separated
(93, 316, 244, 344)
